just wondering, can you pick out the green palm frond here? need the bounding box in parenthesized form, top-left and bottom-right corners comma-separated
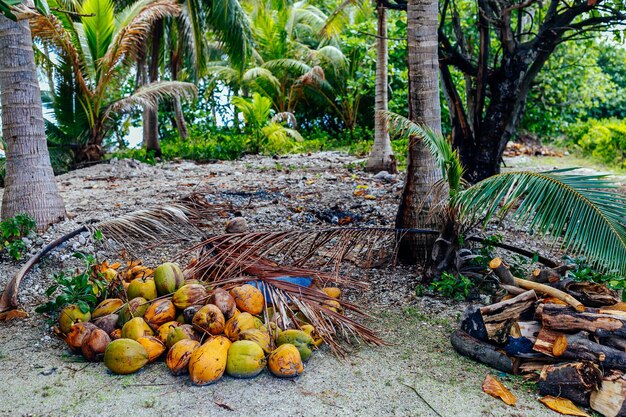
(457, 171, 626, 274)
(384, 112, 463, 195)
(106, 81, 196, 115)
(262, 58, 311, 76)
(203, 0, 252, 71)
(79, 0, 114, 77)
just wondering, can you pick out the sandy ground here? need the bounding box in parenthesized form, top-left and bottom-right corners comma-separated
(2, 151, 618, 417)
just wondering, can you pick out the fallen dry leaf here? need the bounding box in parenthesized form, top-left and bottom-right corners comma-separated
(0, 309, 29, 321)
(539, 396, 590, 416)
(482, 374, 517, 406)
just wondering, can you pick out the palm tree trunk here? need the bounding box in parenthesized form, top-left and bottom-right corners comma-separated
(366, 4, 397, 174)
(143, 20, 162, 157)
(395, 0, 444, 264)
(0, 13, 65, 230)
(171, 31, 189, 140)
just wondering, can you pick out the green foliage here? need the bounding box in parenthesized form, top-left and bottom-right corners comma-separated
(0, 214, 36, 261)
(429, 272, 473, 301)
(566, 119, 626, 168)
(566, 256, 626, 301)
(35, 253, 107, 314)
(457, 169, 626, 275)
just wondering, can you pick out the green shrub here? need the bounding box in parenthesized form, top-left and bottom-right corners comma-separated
(429, 271, 473, 301)
(1, 213, 36, 261)
(566, 118, 626, 168)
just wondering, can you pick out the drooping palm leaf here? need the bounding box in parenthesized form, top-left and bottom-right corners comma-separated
(457, 170, 626, 274)
(106, 81, 197, 114)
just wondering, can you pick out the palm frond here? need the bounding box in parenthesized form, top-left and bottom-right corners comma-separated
(99, 0, 180, 83)
(203, 0, 252, 71)
(105, 81, 197, 115)
(262, 58, 312, 76)
(384, 111, 463, 195)
(457, 170, 626, 274)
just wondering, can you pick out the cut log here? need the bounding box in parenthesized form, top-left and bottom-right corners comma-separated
(533, 327, 568, 357)
(560, 332, 626, 371)
(500, 284, 526, 296)
(479, 290, 537, 344)
(450, 329, 518, 374)
(531, 268, 561, 284)
(510, 321, 542, 342)
(553, 278, 619, 307)
(538, 361, 603, 407)
(489, 257, 517, 286)
(541, 304, 626, 338)
(518, 358, 559, 374)
(490, 258, 584, 311)
(590, 370, 626, 417)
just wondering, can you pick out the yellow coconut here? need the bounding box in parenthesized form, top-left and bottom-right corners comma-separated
(136, 336, 166, 363)
(230, 284, 264, 315)
(92, 298, 124, 319)
(166, 339, 200, 375)
(268, 344, 303, 378)
(121, 317, 154, 340)
(224, 312, 258, 341)
(144, 299, 177, 331)
(225, 340, 266, 378)
(192, 304, 225, 335)
(172, 284, 209, 310)
(188, 336, 231, 385)
(239, 328, 271, 353)
(103, 338, 149, 374)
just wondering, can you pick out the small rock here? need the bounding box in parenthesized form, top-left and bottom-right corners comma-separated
(374, 170, 395, 183)
(78, 235, 86, 245)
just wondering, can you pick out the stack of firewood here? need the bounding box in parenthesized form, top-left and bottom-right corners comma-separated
(452, 258, 626, 417)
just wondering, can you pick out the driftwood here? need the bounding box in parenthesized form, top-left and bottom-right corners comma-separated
(541, 304, 626, 338)
(591, 370, 626, 417)
(489, 258, 584, 311)
(450, 330, 518, 374)
(538, 361, 603, 407)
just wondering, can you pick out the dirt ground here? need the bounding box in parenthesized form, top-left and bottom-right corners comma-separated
(1, 151, 621, 417)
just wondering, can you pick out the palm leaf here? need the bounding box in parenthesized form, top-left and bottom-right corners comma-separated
(106, 81, 197, 115)
(457, 170, 626, 274)
(384, 112, 463, 196)
(202, 0, 252, 71)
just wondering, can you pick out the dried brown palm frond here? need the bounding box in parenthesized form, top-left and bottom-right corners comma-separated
(0, 196, 227, 314)
(28, 11, 91, 99)
(185, 228, 438, 355)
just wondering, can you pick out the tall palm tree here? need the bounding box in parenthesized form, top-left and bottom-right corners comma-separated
(0, 0, 65, 230)
(395, 0, 442, 264)
(366, 3, 396, 173)
(325, 0, 400, 173)
(30, 0, 196, 160)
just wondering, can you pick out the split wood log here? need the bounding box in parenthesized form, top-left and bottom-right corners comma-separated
(518, 358, 559, 374)
(533, 327, 568, 357)
(510, 321, 542, 342)
(541, 304, 626, 338)
(560, 332, 626, 371)
(590, 370, 626, 417)
(479, 290, 537, 345)
(489, 258, 584, 312)
(500, 284, 526, 296)
(450, 329, 518, 374)
(538, 361, 603, 407)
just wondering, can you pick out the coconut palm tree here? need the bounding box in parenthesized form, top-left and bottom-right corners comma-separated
(395, 0, 442, 263)
(30, 0, 196, 161)
(0, 0, 65, 229)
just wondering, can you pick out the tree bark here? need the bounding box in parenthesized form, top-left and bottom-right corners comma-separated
(450, 329, 518, 374)
(366, 4, 396, 174)
(143, 20, 162, 157)
(0, 12, 65, 230)
(395, 0, 443, 264)
(171, 26, 189, 141)
(541, 304, 626, 337)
